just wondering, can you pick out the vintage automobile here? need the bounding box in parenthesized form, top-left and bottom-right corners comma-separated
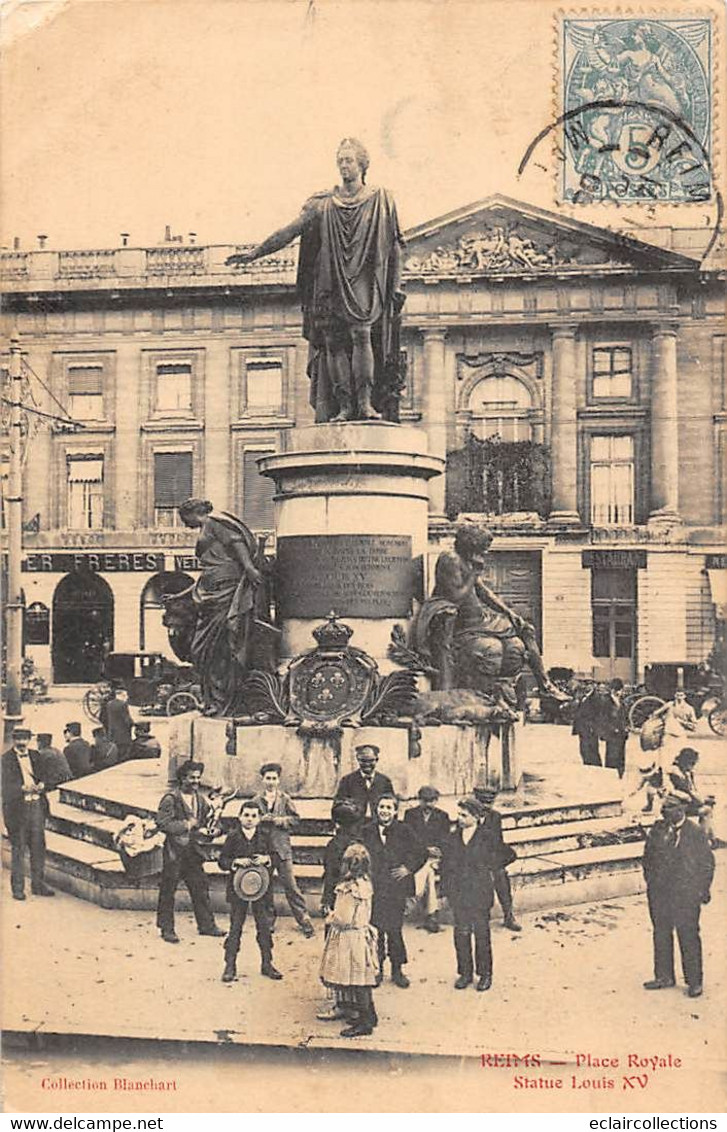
(82, 651, 202, 722)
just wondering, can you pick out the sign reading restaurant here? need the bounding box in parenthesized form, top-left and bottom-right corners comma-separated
(23, 552, 166, 573)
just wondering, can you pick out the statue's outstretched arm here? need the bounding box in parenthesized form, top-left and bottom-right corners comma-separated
(226, 212, 308, 266)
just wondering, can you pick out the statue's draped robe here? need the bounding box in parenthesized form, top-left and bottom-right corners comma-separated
(190, 511, 259, 716)
(297, 186, 403, 421)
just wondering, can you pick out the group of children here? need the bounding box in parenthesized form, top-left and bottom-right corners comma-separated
(217, 772, 517, 1039)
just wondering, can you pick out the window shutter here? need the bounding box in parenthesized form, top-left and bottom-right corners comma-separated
(154, 452, 193, 507)
(242, 450, 275, 530)
(68, 366, 103, 394)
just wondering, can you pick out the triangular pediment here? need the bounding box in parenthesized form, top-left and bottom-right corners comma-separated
(402, 194, 698, 277)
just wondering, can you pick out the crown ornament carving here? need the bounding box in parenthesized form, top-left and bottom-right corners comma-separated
(312, 611, 355, 651)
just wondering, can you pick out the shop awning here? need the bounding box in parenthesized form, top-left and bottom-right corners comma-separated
(67, 457, 104, 482)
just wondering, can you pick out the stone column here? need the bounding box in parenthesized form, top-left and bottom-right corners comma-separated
(649, 322, 680, 522)
(549, 324, 581, 526)
(114, 342, 140, 530)
(203, 339, 231, 510)
(421, 328, 448, 517)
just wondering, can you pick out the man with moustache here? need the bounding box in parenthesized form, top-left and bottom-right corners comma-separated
(334, 744, 394, 824)
(155, 759, 225, 944)
(642, 796, 714, 998)
(2, 726, 55, 900)
(362, 794, 428, 988)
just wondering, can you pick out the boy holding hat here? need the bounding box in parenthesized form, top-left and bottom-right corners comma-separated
(2, 726, 55, 899)
(253, 762, 315, 937)
(63, 722, 93, 779)
(218, 798, 282, 983)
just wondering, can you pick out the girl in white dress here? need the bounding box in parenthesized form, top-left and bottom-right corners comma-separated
(319, 843, 379, 1037)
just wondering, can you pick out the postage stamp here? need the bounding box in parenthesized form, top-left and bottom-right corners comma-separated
(560, 16, 713, 203)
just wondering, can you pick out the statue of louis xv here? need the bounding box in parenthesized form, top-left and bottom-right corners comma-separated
(226, 138, 406, 423)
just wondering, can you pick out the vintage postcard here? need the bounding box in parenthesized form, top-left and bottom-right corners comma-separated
(1, 0, 726, 1115)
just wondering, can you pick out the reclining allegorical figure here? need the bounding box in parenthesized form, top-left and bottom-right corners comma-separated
(412, 524, 568, 710)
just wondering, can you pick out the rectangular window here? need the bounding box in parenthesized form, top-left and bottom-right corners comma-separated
(590, 434, 634, 526)
(67, 456, 104, 530)
(245, 359, 283, 415)
(68, 364, 104, 421)
(156, 363, 192, 413)
(154, 451, 193, 527)
(592, 346, 633, 399)
(242, 449, 275, 530)
(591, 568, 636, 663)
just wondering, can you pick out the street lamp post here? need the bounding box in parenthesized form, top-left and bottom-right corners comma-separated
(3, 334, 24, 741)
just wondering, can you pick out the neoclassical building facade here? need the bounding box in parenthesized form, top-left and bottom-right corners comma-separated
(2, 195, 725, 688)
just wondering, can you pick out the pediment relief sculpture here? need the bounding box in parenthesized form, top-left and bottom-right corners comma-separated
(405, 225, 566, 275)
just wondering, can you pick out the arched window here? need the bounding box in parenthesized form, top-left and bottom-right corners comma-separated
(468, 375, 534, 441)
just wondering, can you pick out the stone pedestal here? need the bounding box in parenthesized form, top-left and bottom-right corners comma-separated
(167, 715, 520, 799)
(259, 423, 443, 663)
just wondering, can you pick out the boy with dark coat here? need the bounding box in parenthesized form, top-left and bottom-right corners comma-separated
(36, 733, 72, 789)
(403, 785, 451, 932)
(441, 796, 500, 992)
(62, 723, 94, 779)
(362, 794, 428, 988)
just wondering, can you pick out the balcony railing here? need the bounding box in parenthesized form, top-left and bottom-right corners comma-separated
(58, 250, 117, 279)
(146, 246, 207, 276)
(2, 252, 30, 278)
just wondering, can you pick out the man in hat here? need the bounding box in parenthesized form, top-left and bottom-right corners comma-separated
(667, 747, 716, 845)
(218, 798, 281, 982)
(335, 745, 394, 823)
(90, 726, 118, 772)
(404, 785, 451, 932)
(129, 721, 162, 761)
(642, 796, 714, 998)
(473, 785, 521, 932)
(2, 726, 55, 899)
(253, 762, 314, 937)
(362, 793, 428, 988)
(102, 686, 134, 761)
(62, 723, 93, 779)
(441, 797, 499, 991)
(155, 759, 225, 944)
(36, 732, 72, 790)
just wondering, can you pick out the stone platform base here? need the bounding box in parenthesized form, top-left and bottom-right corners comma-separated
(167, 714, 520, 798)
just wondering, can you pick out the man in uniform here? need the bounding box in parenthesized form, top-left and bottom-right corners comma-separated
(2, 726, 55, 900)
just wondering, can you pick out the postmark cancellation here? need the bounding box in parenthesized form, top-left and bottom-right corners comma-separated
(559, 15, 714, 204)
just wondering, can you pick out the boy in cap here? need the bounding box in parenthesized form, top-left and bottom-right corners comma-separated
(441, 796, 498, 991)
(36, 733, 72, 790)
(63, 722, 93, 778)
(218, 798, 281, 982)
(404, 785, 451, 932)
(473, 785, 521, 932)
(2, 726, 55, 899)
(129, 720, 162, 761)
(253, 762, 315, 937)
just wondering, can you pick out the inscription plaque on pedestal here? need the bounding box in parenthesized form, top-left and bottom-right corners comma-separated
(277, 534, 413, 619)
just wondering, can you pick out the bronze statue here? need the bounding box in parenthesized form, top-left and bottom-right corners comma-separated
(226, 138, 406, 423)
(412, 525, 568, 706)
(163, 500, 278, 717)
